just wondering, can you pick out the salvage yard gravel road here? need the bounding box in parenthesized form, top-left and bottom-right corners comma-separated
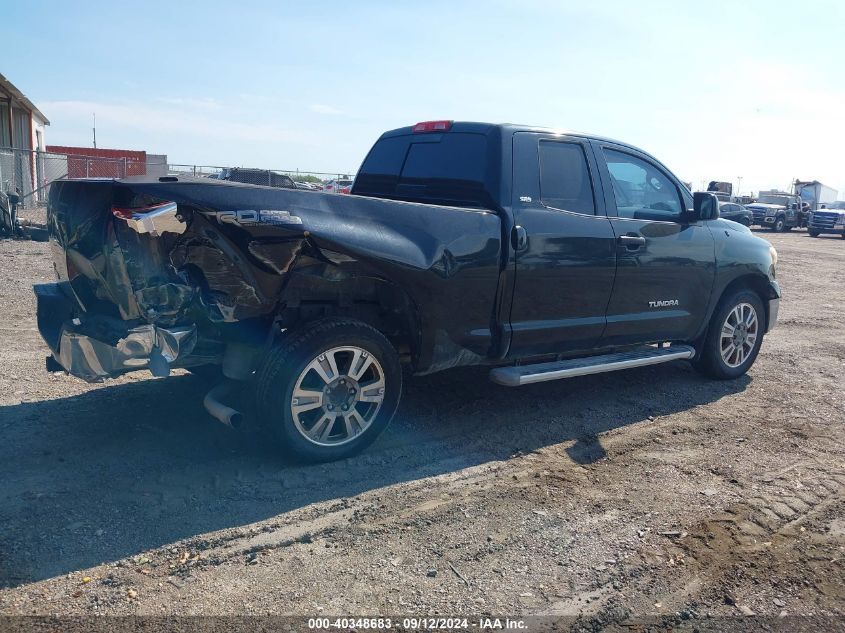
(0, 231, 842, 629)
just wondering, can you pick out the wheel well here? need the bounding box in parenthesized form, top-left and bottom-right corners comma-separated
(275, 273, 421, 367)
(716, 274, 775, 331)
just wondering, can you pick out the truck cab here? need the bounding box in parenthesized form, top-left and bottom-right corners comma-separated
(808, 200, 845, 237)
(747, 193, 804, 232)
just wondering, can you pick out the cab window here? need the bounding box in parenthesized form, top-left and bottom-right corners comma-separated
(603, 149, 683, 221)
(538, 141, 595, 215)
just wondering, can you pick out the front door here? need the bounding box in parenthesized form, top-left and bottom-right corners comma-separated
(507, 132, 617, 357)
(592, 141, 715, 346)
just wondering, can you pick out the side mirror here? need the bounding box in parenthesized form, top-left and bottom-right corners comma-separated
(693, 192, 719, 221)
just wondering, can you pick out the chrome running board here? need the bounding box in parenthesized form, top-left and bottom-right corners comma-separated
(489, 345, 696, 387)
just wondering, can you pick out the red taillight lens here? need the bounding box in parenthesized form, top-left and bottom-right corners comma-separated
(111, 200, 176, 220)
(412, 120, 452, 133)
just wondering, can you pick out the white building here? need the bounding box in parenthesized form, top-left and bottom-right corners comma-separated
(0, 73, 50, 203)
(0, 72, 49, 152)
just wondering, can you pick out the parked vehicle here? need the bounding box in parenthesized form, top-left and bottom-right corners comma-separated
(218, 167, 297, 189)
(295, 181, 321, 190)
(718, 201, 752, 226)
(747, 192, 805, 231)
(795, 180, 837, 212)
(35, 121, 780, 462)
(808, 200, 845, 238)
(707, 181, 733, 202)
(323, 178, 353, 194)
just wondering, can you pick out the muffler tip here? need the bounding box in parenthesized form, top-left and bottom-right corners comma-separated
(203, 381, 244, 429)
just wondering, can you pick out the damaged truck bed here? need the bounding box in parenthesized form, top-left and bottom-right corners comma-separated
(36, 121, 779, 462)
(38, 176, 501, 381)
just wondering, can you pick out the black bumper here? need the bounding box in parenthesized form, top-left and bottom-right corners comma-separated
(34, 282, 76, 356)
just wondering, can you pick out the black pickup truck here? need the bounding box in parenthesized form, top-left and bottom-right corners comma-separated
(36, 121, 781, 462)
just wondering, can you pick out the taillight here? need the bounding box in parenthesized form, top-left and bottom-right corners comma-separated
(111, 201, 185, 237)
(112, 200, 177, 220)
(412, 120, 452, 133)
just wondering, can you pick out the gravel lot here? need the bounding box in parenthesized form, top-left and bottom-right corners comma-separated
(0, 229, 842, 627)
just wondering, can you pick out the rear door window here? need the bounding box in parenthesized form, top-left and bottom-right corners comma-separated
(538, 141, 595, 215)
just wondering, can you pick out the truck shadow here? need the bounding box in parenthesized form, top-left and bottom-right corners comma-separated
(0, 363, 749, 587)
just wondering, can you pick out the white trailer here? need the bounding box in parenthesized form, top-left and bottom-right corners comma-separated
(795, 180, 838, 211)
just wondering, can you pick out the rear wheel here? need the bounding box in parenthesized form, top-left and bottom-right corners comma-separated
(693, 289, 765, 380)
(255, 318, 402, 463)
(809, 230, 820, 237)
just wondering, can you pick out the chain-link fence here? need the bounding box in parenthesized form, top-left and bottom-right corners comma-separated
(167, 164, 354, 190)
(0, 147, 355, 211)
(0, 148, 170, 208)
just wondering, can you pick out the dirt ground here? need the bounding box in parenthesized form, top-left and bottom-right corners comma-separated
(0, 229, 842, 628)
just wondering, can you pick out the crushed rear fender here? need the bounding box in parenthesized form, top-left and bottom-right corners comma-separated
(42, 177, 503, 378)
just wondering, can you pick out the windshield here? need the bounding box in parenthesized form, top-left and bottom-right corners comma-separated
(757, 195, 790, 205)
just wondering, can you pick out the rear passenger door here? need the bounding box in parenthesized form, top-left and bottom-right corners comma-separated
(592, 142, 715, 346)
(507, 133, 617, 357)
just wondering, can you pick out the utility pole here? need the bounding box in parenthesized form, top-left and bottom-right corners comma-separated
(93, 113, 97, 148)
(737, 176, 742, 198)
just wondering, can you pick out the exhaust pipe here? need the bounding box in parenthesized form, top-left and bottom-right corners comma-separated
(203, 381, 244, 428)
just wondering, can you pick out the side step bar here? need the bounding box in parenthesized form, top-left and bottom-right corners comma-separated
(489, 345, 696, 387)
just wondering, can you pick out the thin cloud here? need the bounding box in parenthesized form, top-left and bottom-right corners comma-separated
(39, 99, 311, 145)
(310, 104, 345, 116)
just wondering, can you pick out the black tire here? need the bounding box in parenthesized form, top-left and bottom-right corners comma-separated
(740, 218, 751, 227)
(255, 318, 402, 463)
(692, 289, 765, 380)
(809, 230, 820, 237)
(773, 216, 785, 232)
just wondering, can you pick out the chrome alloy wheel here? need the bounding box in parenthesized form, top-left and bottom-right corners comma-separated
(720, 302, 759, 368)
(290, 346, 386, 446)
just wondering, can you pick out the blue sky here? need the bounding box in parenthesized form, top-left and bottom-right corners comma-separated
(5, 0, 844, 196)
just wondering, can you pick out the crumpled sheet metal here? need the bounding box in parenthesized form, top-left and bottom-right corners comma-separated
(56, 322, 197, 382)
(122, 201, 186, 237)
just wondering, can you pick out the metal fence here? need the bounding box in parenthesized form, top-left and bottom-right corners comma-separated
(167, 164, 354, 188)
(0, 148, 169, 208)
(0, 147, 354, 210)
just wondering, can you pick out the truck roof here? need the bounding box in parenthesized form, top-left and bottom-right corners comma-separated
(378, 121, 670, 171)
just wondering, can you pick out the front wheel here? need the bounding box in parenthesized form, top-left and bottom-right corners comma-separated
(773, 217, 786, 232)
(808, 230, 820, 237)
(693, 289, 765, 380)
(255, 318, 402, 463)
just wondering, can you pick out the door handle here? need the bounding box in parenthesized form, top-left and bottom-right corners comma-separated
(617, 234, 646, 250)
(512, 225, 528, 252)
